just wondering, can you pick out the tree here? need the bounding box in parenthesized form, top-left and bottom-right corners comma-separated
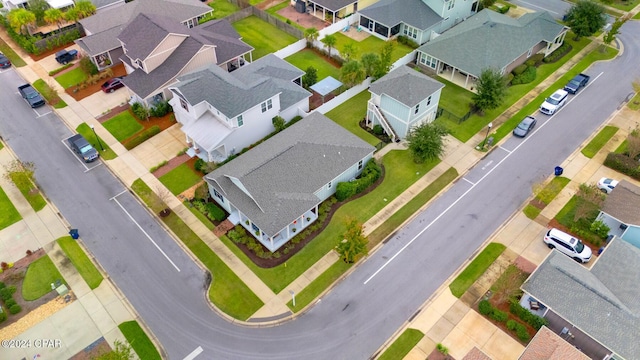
(304, 27, 319, 47)
(94, 340, 134, 360)
(473, 68, 508, 114)
(321, 34, 336, 58)
(340, 60, 366, 87)
(3, 160, 37, 193)
(603, 15, 628, 45)
(302, 66, 317, 88)
(75, 0, 97, 18)
(341, 43, 358, 62)
(564, 0, 607, 40)
(7, 8, 36, 35)
(272, 115, 286, 132)
(27, 0, 49, 25)
(360, 53, 380, 78)
(626, 125, 640, 160)
(406, 122, 449, 163)
(374, 41, 394, 79)
(64, 7, 81, 30)
(44, 8, 64, 32)
(336, 218, 368, 263)
(574, 183, 604, 222)
(480, 0, 497, 9)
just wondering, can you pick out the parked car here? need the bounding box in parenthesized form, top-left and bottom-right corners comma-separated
(67, 134, 99, 163)
(544, 228, 592, 263)
(512, 116, 537, 137)
(564, 73, 590, 94)
(101, 77, 125, 93)
(0, 53, 11, 69)
(597, 177, 619, 194)
(540, 89, 568, 115)
(18, 83, 46, 108)
(55, 49, 78, 65)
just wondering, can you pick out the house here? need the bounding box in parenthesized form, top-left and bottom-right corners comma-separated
(519, 326, 590, 360)
(0, 0, 121, 11)
(119, 12, 253, 106)
(596, 179, 640, 248)
(168, 54, 311, 163)
(416, 9, 567, 89)
(75, 0, 212, 70)
(204, 112, 375, 252)
(358, 0, 478, 44)
(366, 65, 444, 141)
(521, 237, 640, 360)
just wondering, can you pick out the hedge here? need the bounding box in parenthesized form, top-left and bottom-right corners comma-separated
(604, 153, 640, 180)
(509, 301, 548, 330)
(335, 160, 382, 201)
(206, 202, 226, 221)
(512, 66, 536, 85)
(124, 126, 161, 150)
(512, 64, 527, 76)
(543, 43, 572, 63)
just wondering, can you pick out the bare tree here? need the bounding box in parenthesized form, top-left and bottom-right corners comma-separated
(626, 125, 640, 159)
(3, 160, 37, 193)
(574, 183, 604, 222)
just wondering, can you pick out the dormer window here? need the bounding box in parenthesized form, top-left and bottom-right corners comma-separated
(135, 59, 143, 70)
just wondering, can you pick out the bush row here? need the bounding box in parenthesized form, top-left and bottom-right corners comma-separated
(48, 63, 75, 76)
(0, 282, 21, 321)
(396, 35, 419, 49)
(124, 125, 161, 150)
(479, 300, 531, 342)
(192, 200, 227, 222)
(512, 66, 536, 85)
(335, 160, 382, 201)
(543, 43, 572, 63)
(506, 320, 530, 342)
(604, 152, 640, 180)
(509, 301, 548, 330)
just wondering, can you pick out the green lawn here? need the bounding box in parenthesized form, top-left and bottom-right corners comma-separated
(8, 172, 46, 212)
(437, 76, 475, 118)
(325, 90, 380, 146)
(33, 79, 67, 109)
(266, 1, 305, 31)
(287, 260, 351, 311)
(159, 163, 203, 196)
(285, 49, 341, 82)
(103, 111, 144, 142)
(57, 236, 103, 290)
(207, 0, 240, 19)
(118, 321, 161, 360)
(523, 176, 570, 219)
(0, 39, 26, 67)
(378, 329, 425, 360)
(628, 94, 640, 110)
(449, 243, 506, 298)
(332, 33, 413, 63)
(22, 255, 65, 301)
(554, 195, 605, 246)
(0, 186, 22, 230)
(232, 16, 298, 59)
(76, 123, 117, 160)
(219, 150, 440, 293)
(368, 167, 458, 246)
(581, 126, 618, 158)
(132, 179, 263, 320)
(523, 204, 542, 220)
(55, 68, 87, 89)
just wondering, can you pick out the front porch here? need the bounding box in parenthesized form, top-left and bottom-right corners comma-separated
(438, 66, 478, 92)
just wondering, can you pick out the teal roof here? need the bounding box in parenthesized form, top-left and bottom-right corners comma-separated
(417, 10, 565, 77)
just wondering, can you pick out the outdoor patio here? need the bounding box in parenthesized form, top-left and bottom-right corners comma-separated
(276, 3, 329, 29)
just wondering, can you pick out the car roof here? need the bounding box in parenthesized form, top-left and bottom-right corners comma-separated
(522, 116, 535, 124)
(549, 228, 577, 245)
(552, 89, 569, 97)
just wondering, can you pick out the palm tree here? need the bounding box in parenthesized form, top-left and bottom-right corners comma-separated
(7, 8, 36, 35)
(321, 34, 336, 58)
(44, 8, 64, 32)
(340, 60, 366, 87)
(341, 43, 358, 62)
(74, 0, 97, 19)
(304, 27, 319, 47)
(64, 7, 81, 30)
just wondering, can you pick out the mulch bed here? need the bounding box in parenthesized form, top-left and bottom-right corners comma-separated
(0, 249, 58, 328)
(152, 153, 191, 178)
(64, 63, 128, 102)
(228, 163, 386, 268)
(69, 337, 112, 360)
(359, 119, 393, 143)
(547, 218, 601, 255)
(28, 42, 77, 62)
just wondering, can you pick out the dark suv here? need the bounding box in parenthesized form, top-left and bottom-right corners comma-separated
(55, 49, 78, 65)
(68, 134, 99, 163)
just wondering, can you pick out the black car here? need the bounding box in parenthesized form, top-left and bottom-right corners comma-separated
(512, 116, 537, 137)
(55, 49, 78, 65)
(68, 134, 99, 163)
(0, 53, 11, 69)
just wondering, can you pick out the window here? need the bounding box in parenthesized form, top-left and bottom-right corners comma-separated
(426, 95, 432, 106)
(213, 189, 224, 202)
(180, 98, 188, 111)
(420, 53, 437, 69)
(358, 160, 363, 170)
(328, 181, 332, 189)
(237, 115, 243, 127)
(403, 25, 417, 39)
(414, 104, 419, 114)
(261, 99, 273, 113)
(527, 48, 532, 58)
(447, 0, 455, 10)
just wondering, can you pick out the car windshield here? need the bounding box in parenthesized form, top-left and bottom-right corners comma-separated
(80, 144, 93, 153)
(575, 240, 585, 253)
(546, 97, 560, 105)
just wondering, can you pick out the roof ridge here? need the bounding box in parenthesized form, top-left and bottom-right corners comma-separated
(556, 265, 630, 314)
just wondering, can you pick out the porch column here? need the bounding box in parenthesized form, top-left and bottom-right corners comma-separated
(464, 74, 469, 88)
(450, 68, 455, 82)
(270, 236, 274, 250)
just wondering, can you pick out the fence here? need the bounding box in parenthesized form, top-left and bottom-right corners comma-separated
(226, 6, 304, 40)
(273, 39, 307, 59)
(390, 50, 417, 71)
(314, 77, 372, 114)
(436, 107, 473, 124)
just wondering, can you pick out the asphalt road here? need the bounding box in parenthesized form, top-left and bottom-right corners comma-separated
(1, 22, 639, 360)
(509, 0, 570, 19)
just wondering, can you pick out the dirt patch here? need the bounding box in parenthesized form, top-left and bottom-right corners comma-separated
(529, 198, 545, 210)
(63, 63, 128, 102)
(69, 337, 112, 360)
(152, 154, 191, 178)
(427, 349, 456, 360)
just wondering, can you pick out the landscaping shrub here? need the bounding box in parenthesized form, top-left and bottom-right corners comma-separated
(206, 203, 226, 221)
(150, 101, 172, 118)
(124, 126, 161, 150)
(0, 17, 40, 54)
(524, 59, 536, 67)
(194, 158, 206, 172)
(505, 73, 514, 85)
(6, 285, 16, 294)
(511, 66, 536, 85)
(194, 183, 210, 201)
(286, 115, 304, 128)
(529, 53, 545, 66)
(4, 298, 17, 308)
(0, 281, 4, 290)
(373, 124, 384, 135)
(496, 4, 510, 13)
(590, 220, 610, 238)
(272, 116, 286, 132)
(48, 63, 74, 76)
(604, 152, 640, 180)
(396, 35, 419, 49)
(80, 57, 98, 75)
(131, 102, 150, 121)
(490, 309, 508, 322)
(543, 43, 571, 63)
(509, 301, 548, 330)
(0, 310, 6, 322)
(0, 288, 12, 301)
(512, 64, 527, 76)
(515, 323, 530, 342)
(334, 160, 381, 201)
(149, 160, 168, 173)
(478, 300, 492, 315)
(9, 304, 21, 314)
(506, 319, 517, 330)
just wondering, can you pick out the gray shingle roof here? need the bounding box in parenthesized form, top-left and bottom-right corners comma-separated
(196, 20, 253, 64)
(173, 54, 309, 118)
(417, 9, 566, 77)
(522, 238, 640, 359)
(309, 0, 356, 11)
(205, 112, 375, 236)
(118, 13, 188, 62)
(369, 65, 444, 108)
(601, 180, 640, 225)
(91, 0, 123, 10)
(358, 0, 443, 29)
(80, 0, 211, 34)
(75, 25, 123, 55)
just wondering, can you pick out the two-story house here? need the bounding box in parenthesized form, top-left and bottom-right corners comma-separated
(366, 65, 444, 141)
(168, 54, 311, 163)
(205, 112, 375, 252)
(118, 12, 253, 106)
(357, 0, 478, 44)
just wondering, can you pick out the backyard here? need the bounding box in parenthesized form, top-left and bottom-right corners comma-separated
(325, 90, 380, 146)
(232, 16, 299, 59)
(332, 33, 413, 63)
(285, 49, 341, 82)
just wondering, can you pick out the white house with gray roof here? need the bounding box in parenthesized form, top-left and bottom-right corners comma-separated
(416, 9, 567, 89)
(358, 0, 477, 44)
(596, 180, 640, 248)
(205, 112, 375, 252)
(118, 12, 253, 106)
(168, 54, 311, 163)
(367, 65, 444, 141)
(75, 0, 212, 70)
(521, 237, 640, 360)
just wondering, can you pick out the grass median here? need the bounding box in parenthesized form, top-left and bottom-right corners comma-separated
(449, 242, 506, 298)
(523, 176, 570, 219)
(0, 186, 21, 230)
(378, 328, 424, 360)
(118, 321, 161, 360)
(57, 236, 103, 290)
(76, 123, 117, 160)
(581, 125, 618, 158)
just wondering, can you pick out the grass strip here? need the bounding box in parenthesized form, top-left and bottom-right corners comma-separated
(0, 39, 27, 67)
(131, 179, 263, 320)
(449, 243, 506, 298)
(8, 172, 46, 212)
(0, 186, 22, 230)
(76, 123, 117, 160)
(118, 321, 161, 360)
(581, 125, 618, 158)
(33, 79, 67, 109)
(57, 236, 103, 290)
(287, 260, 351, 312)
(378, 328, 424, 360)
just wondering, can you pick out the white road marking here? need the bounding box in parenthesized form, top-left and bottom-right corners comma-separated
(462, 178, 475, 185)
(61, 137, 102, 172)
(499, 146, 512, 154)
(36, 110, 52, 117)
(183, 346, 203, 360)
(481, 160, 494, 170)
(112, 197, 181, 272)
(516, 0, 559, 14)
(363, 72, 604, 285)
(110, 189, 128, 200)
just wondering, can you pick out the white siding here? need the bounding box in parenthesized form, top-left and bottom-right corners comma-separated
(314, 153, 374, 200)
(280, 97, 309, 121)
(208, 183, 231, 213)
(380, 94, 410, 137)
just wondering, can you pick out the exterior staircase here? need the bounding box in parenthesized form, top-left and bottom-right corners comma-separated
(368, 101, 399, 142)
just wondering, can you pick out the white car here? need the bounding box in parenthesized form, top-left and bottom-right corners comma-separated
(597, 177, 619, 194)
(540, 89, 569, 115)
(544, 228, 592, 263)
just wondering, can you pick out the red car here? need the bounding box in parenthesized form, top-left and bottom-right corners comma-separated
(101, 77, 125, 93)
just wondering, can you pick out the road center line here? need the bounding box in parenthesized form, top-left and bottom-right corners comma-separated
(112, 197, 181, 272)
(363, 72, 604, 285)
(183, 346, 203, 360)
